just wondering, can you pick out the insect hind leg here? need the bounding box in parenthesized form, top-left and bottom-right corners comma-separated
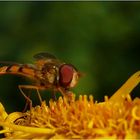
(18, 85, 33, 112)
(18, 85, 44, 111)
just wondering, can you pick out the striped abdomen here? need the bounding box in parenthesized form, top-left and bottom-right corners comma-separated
(0, 64, 36, 80)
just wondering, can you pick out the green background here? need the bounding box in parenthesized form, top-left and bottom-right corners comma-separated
(0, 2, 140, 112)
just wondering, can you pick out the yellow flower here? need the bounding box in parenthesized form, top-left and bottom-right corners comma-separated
(0, 71, 140, 139)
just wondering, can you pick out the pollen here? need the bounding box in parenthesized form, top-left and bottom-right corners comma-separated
(0, 71, 140, 139)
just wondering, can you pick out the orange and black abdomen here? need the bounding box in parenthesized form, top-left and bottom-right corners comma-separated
(0, 64, 36, 80)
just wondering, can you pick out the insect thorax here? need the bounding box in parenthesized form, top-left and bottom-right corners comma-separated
(36, 64, 59, 87)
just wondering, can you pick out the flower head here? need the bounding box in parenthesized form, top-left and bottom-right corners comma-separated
(0, 71, 140, 139)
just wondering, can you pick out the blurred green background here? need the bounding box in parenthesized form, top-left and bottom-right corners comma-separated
(0, 2, 140, 112)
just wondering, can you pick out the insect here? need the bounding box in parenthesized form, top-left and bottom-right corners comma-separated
(0, 52, 80, 108)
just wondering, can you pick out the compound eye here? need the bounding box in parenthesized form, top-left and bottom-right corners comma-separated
(59, 64, 74, 87)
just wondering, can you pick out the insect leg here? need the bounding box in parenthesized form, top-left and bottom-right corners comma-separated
(36, 88, 43, 103)
(23, 93, 31, 112)
(18, 85, 45, 110)
(52, 89, 57, 101)
(18, 85, 33, 112)
(57, 87, 73, 101)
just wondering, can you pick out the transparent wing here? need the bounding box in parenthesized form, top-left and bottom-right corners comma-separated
(0, 61, 20, 65)
(33, 52, 57, 60)
(0, 61, 37, 69)
(33, 52, 61, 70)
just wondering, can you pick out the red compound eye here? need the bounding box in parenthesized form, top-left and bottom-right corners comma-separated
(59, 64, 74, 87)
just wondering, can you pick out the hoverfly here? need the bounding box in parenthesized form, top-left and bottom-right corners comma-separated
(0, 52, 80, 108)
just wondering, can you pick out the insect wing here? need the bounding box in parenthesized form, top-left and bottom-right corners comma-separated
(0, 61, 20, 66)
(34, 52, 61, 69)
(33, 52, 57, 60)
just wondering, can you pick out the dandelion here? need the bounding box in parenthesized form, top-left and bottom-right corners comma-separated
(0, 71, 140, 139)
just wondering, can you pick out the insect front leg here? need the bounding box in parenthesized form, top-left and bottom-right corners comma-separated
(57, 87, 73, 101)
